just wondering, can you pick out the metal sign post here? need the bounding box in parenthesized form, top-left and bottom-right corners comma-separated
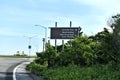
(50, 21, 81, 52)
(55, 22, 57, 52)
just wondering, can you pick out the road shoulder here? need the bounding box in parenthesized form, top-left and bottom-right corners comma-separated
(15, 60, 40, 80)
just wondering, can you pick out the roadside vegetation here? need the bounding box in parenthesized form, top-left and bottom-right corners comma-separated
(27, 14, 120, 80)
(27, 62, 120, 80)
(0, 55, 36, 58)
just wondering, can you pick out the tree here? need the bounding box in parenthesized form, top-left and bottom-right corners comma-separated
(90, 28, 116, 63)
(108, 14, 120, 62)
(63, 35, 98, 65)
(89, 14, 120, 63)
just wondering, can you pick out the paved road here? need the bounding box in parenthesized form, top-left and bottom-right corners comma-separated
(0, 58, 35, 80)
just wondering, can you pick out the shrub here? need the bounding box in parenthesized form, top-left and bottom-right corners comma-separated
(32, 63, 120, 80)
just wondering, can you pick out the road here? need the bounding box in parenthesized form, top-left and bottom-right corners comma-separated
(0, 58, 35, 80)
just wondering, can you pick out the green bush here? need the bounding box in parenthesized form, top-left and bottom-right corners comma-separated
(27, 63, 120, 80)
(26, 62, 47, 76)
(35, 33, 119, 67)
(35, 43, 59, 67)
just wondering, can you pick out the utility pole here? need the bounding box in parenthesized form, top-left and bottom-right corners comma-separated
(34, 25, 47, 51)
(42, 38, 45, 52)
(28, 37, 32, 57)
(24, 35, 37, 58)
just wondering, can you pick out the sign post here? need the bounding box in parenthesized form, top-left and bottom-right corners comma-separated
(55, 22, 57, 52)
(50, 21, 81, 52)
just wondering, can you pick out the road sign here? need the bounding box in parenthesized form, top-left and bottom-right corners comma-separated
(50, 27, 79, 39)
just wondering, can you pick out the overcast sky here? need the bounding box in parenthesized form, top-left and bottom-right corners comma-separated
(0, 0, 120, 55)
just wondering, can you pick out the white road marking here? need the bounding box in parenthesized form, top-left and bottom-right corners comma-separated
(13, 61, 31, 80)
(13, 64, 21, 80)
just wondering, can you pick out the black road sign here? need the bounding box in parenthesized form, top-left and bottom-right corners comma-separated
(50, 27, 79, 39)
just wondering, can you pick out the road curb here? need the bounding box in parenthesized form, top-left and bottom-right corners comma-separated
(22, 61, 40, 80)
(29, 73, 40, 80)
(5, 59, 40, 80)
(14, 60, 40, 80)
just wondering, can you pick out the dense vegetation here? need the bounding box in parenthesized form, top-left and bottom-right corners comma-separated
(27, 62, 120, 80)
(27, 14, 120, 80)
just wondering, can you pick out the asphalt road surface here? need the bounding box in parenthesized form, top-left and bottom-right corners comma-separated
(0, 58, 35, 80)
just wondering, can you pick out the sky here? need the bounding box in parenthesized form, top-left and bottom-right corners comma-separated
(0, 0, 120, 55)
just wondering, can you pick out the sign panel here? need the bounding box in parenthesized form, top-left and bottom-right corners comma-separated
(50, 27, 79, 39)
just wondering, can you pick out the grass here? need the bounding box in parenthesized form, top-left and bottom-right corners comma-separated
(27, 62, 120, 80)
(0, 55, 37, 58)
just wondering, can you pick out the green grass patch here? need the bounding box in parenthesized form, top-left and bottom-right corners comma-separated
(0, 55, 37, 58)
(27, 62, 120, 80)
